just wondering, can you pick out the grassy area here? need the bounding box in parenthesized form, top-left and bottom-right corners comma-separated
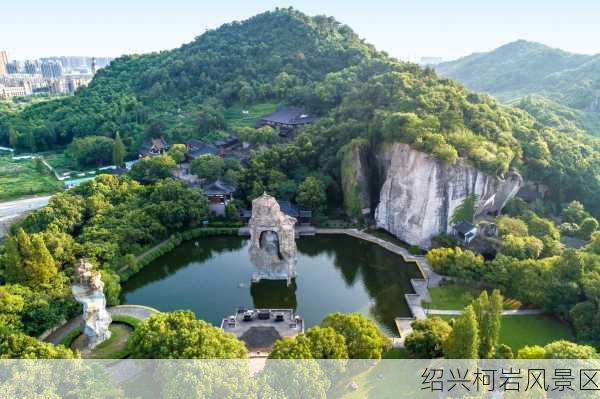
(223, 102, 279, 129)
(0, 155, 62, 201)
(426, 283, 523, 311)
(437, 314, 573, 352)
(73, 323, 133, 359)
(426, 284, 480, 310)
(499, 315, 573, 351)
(42, 151, 79, 175)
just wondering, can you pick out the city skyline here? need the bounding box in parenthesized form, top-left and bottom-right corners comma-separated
(1, 0, 599, 63)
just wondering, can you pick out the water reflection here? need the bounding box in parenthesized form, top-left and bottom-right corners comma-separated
(122, 235, 421, 334)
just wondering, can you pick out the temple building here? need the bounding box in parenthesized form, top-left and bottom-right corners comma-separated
(257, 106, 318, 135)
(202, 179, 236, 215)
(138, 137, 169, 158)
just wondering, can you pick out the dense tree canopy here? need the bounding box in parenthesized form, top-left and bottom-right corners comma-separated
(321, 313, 389, 359)
(0, 9, 597, 215)
(128, 311, 248, 359)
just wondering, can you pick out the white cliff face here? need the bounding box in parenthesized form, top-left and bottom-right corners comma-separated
(248, 193, 297, 284)
(72, 260, 112, 349)
(374, 143, 522, 248)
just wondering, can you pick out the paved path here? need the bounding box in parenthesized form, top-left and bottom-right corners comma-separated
(426, 308, 545, 316)
(0, 195, 51, 238)
(44, 305, 159, 345)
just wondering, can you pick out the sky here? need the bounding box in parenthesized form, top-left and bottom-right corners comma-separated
(2, 0, 599, 62)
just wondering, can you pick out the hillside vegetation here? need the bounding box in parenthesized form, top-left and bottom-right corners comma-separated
(436, 40, 600, 135)
(0, 10, 598, 215)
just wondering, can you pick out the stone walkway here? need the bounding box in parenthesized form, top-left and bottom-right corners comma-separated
(43, 304, 159, 345)
(427, 308, 545, 316)
(316, 228, 442, 344)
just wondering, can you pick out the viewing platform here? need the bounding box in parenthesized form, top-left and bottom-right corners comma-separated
(220, 308, 304, 353)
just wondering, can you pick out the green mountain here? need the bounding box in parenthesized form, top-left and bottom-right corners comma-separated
(0, 10, 598, 214)
(436, 40, 600, 135)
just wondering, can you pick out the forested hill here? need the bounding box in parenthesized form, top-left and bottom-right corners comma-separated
(0, 9, 377, 152)
(0, 9, 599, 214)
(436, 40, 600, 135)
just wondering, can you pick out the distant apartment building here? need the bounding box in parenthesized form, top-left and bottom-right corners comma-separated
(64, 74, 92, 94)
(0, 51, 8, 75)
(40, 61, 63, 78)
(0, 84, 28, 99)
(5, 60, 22, 74)
(24, 60, 39, 74)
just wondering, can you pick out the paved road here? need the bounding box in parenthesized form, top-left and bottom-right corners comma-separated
(0, 195, 51, 238)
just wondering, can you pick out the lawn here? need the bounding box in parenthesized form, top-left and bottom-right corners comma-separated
(499, 315, 573, 351)
(73, 323, 134, 359)
(426, 283, 523, 311)
(0, 155, 62, 201)
(223, 102, 279, 129)
(426, 284, 479, 310)
(436, 314, 573, 352)
(42, 151, 79, 175)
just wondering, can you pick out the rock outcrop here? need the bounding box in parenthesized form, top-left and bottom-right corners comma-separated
(248, 193, 297, 284)
(340, 139, 372, 221)
(71, 260, 112, 349)
(374, 143, 522, 248)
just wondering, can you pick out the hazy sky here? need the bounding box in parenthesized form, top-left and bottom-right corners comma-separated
(2, 0, 599, 62)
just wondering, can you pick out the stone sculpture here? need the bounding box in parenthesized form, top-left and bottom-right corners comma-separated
(248, 193, 297, 285)
(71, 259, 112, 349)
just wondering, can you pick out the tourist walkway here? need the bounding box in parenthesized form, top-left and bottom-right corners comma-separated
(43, 305, 159, 345)
(316, 228, 441, 344)
(426, 308, 545, 316)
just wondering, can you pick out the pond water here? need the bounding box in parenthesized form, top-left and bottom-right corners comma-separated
(122, 234, 422, 335)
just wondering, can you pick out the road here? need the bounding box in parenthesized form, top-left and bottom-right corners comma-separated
(0, 195, 51, 238)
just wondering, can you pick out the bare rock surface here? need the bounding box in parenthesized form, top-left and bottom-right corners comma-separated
(248, 193, 297, 283)
(71, 260, 112, 349)
(374, 143, 522, 248)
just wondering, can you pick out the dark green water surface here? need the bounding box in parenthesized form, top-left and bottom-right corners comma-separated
(122, 234, 421, 335)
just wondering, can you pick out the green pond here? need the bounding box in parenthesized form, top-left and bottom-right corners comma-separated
(122, 234, 422, 335)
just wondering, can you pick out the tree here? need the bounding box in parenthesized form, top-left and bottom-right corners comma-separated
(2, 229, 58, 288)
(100, 269, 121, 306)
(451, 193, 479, 225)
(167, 143, 187, 164)
(496, 216, 529, 238)
(499, 234, 544, 260)
(561, 201, 590, 224)
(543, 340, 598, 359)
(471, 290, 502, 359)
(190, 154, 225, 181)
(0, 329, 78, 359)
(128, 311, 247, 359)
(495, 344, 513, 359)
(268, 336, 313, 359)
(129, 154, 176, 184)
(425, 247, 484, 279)
(237, 126, 279, 147)
(112, 132, 125, 167)
(404, 317, 452, 358)
(304, 326, 348, 359)
(67, 135, 114, 167)
(577, 218, 598, 240)
(443, 305, 479, 359)
(516, 345, 546, 359)
(296, 176, 326, 216)
(321, 313, 389, 359)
